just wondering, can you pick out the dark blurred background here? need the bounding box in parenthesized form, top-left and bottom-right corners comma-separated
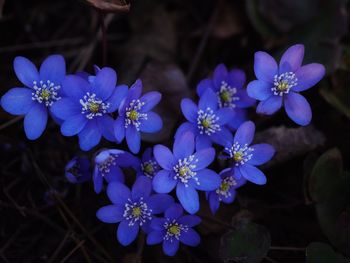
(0, 0, 349, 262)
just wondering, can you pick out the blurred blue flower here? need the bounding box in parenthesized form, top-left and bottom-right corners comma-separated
(222, 121, 275, 185)
(51, 67, 128, 151)
(114, 79, 163, 154)
(153, 132, 220, 214)
(176, 88, 234, 150)
(65, 156, 91, 184)
(1, 55, 66, 139)
(247, 44, 325, 126)
(197, 64, 255, 130)
(96, 176, 174, 246)
(147, 203, 201, 256)
(136, 147, 161, 179)
(206, 168, 246, 214)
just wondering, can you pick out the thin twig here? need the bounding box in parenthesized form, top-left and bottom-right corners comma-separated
(0, 116, 23, 131)
(59, 240, 86, 263)
(270, 246, 306, 252)
(48, 231, 72, 263)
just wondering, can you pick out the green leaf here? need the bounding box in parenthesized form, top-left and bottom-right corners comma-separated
(220, 220, 271, 263)
(306, 242, 350, 263)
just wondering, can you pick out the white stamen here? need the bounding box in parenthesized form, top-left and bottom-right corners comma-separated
(123, 197, 152, 226)
(272, 72, 298, 96)
(216, 176, 237, 201)
(98, 154, 117, 176)
(217, 81, 239, 108)
(173, 155, 199, 187)
(125, 99, 148, 131)
(225, 142, 254, 166)
(163, 219, 188, 241)
(80, 92, 110, 119)
(31, 80, 61, 107)
(197, 107, 221, 136)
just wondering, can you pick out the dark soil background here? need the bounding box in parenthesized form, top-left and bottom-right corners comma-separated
(1, 0, 350, 262)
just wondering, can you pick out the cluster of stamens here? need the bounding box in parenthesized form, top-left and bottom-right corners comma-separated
(217, 81, 239, 108)
(197, 107, 221, 136)
(80, 92, 110, 119)
(216, 176, 237, 200)
(32, 80, 61, 107)
(141, 160, 159, 178)
(123, 197, 152, 226)
(272, 72, 297, 96)
(173, 155, 199, 187)
(125, 99, 148, 130)
(97, 154, 117, 176)
(226, 142, 254, 166)
(163, 219, 188, 241)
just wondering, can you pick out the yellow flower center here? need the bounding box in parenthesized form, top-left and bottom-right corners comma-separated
(88, 102, 100, 113)
(277, 81, 289, 92)
(201, 118, 211, 128)
(132, 207, 141, 217)
(220, 90, 231, 102)
(129, 110, 139, 121)
(179, 166, 190, 177)
(169, 225, 180, 235)
(41, 89, 51, 100)
(219, 182, 230, 193)
(234, 152, 243, 162)
(144, 163, 154, 174)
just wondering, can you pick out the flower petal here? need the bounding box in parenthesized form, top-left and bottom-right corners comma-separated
(107, 181, 131, 205)
(195, 134, 212, 150)
(1, 88, 34, 115)
(213, 64, 228, 87)
(153, 170, 177, 193)
(193, 169, 221, 191)
(93, 167, 103, 193)
(208, 192, 220, 214)
(197, 78, 213, 96)
(106, 84, 128, 113)
(216, 107, 234, 125)
(254, 51, 278, 82)
(139, 112, 162, 133)
(24, 103, 47, 140)
(147, 230, 165, 245)
(105, 165, 125, 183)
(114, 116, 125, 142)
(179, 228, 200, 246)
(211, 126, 233, 147)
(50, 98, 80, 120)
(117, 220, 139, 246)
(153, 145, 175, 170)
(248, 143, 275, 166)
(132, 176, 152, 200)
(177, 215, 201, 227)
(284, 92, 312, 126)
(239, 164, 267, 185)
(173, 131, 195, 159)
(126, 125, 141, 154)
(256, 95, 282, 115)
(221, 189, 236, 204)
(176, 184, 199, 214)
(247, 80, 273, 101)
(127, 79, 142, 102)
(234, 120, 255, 146)
(140, 91, 161, 112)
(61, 114, 88, 136)
(181, 98, 198, 123)
(192, 148, 215, 171)
(228, 69, 246, 89)
(279, 44, 304, 73)
(294, 63, 326, 92)
(174, 122, 196, 139)
(227, 108, 247, 130)
(14, 56, 39, 87)
(163, 239, 179, 256)
(150, 217, 167, 230)
(97, 115, 115, 141)
(62, 75, 90, 101)
(39, 55, 66, 84)
(165, 203, 184, 220)
(148, 194, 174, 214)
(91, 67, 116, 101)
(96, 205, 124, 223)
(199, 88, 218, 111)
(78, 119, 102, 151)
(235, 89, 256, 108)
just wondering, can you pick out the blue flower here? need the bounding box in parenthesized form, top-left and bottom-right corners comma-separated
(93, 149, 140, 193)
(197, 64, 255, 130)
(114, 79, 163, 154)
(206, 168, 246, 214)
(1, 55, 66, 139)
(176, 88, 234, 150)
(152, 131, 221, 214)
(147, 203, 201, 256)
(51, 67, 128, 151)
(65, 156, 91, 184)
(222, 121, 275, 185)
(136, 147, 161, 179)
(247, 44, 325, 126)
(96, 176, 174, 246)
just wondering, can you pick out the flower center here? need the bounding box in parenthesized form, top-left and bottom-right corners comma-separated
(217, 81, 239, 108)
(164, 219, 188, 241)
(226, 142, 254, 166)
(32, 80, 61, 107)
(97, 154, 117, 176)
(123, 197, 152, 226)
(173, 155, 198, 187)
(80, 92, 110, 119)
(197, 107, 221, 136)
(216, 176, 237, 200)
(272, 72, 297, 96)
(125, 99, 148, 131)
(141, 160, 159, 178)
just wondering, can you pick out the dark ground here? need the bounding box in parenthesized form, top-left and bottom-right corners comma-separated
(0, 0, 350, 262)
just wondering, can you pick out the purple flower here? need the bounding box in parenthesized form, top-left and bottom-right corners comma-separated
(153, 132, 221, 214)
(222, 121, 275, 185)
(114, 79, 163, 154)
(1, 55, 66, 139)
(65, 156, 91, 184)
(247, 44, 325, 126)
(93, 149, 140, 193)
(197, 64, 255, 130)
(176, 88, 234, 150)
(136, 147, 161, 179)
(147, 203, 201, 256)
(51, 67, 128, 151)
(96, 176, 174, 246)
(206, 168, 246, 214)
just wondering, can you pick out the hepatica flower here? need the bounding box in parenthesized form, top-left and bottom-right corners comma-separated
(96, 176, 174, 246)
(1, 55, 66, 139)
(197, 64, 255, 130)
(147, 203, 201, 256)
(51, 67, 128, 151)
(137, 147, 161, 179)
(65, 156, 91, 184)
(222, 121, 275, 185)
(247, 44, 325, 126)
(114, 79, 163, 154)
(177, 88, 234, 150)
(206, 168, 246, 214)
(153, 132, 221, 214)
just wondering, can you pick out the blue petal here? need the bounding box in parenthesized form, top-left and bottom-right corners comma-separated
(256, 95, 282, 115)
(176, 184, 199, 214)
(163, 239, 179, 256)
(97, 115, 115, 141)
(150, 217, 167, 230)
(61, 114, 88, 136)
(227, 108, 247, 130)
(96, 205, 124, 223)
(13, 56, 39, 87)
(195, 134, 212, 150)
(165, 203, 184, 219)
(279, 44, 304, 74)
(127, 79, 142, 102)
(132, 176, 152, 200)
(199, 88, 218, 111)
(91, 67, 116, 101)
(213, 64, 228, 88)
(239, 164, 267, 185)
(126, 125, 141, 154)
(173, 131, 195, 160)
(234, 121, 255, 146)
(294, 63, 325, 92)
(152, 170, 177, 193)
(114, 116, 125, 142)
(106, 84, 128, 113)
(93, 167, 103, 193)
(142, 147, 153, 162)
(39, 55, 66, 84)
(153, 145, 175, 170)
(50, 98, 80, 120)
(216, 108, 234, 125)
(24, 103, 47, 140)
(174, 122, 196, 139)
(192, 148, 215, 171)
(117, 220, 139, 246)
(179, 228, 200, 246)
(208, 192, 220, 214)
(221, 189, 236, 204)
(197, 78, 213, 96)
(247, 80, 273, 101)
(1, 88, 34, 115)
(78, 119, 102, 151)
(115, 151, 140, 168)
(147, 230, 165, 245)
(193, 169, 221, 191)
(177, 215, 201, 227)
(235, 89, 256, 108)
(284, 92, 312, 126)
(248, 143, 275, 166)
(139, 112, 162, 133)
(62, 75, 90, 101)
(104, 165, 125, 183)
(181, 98, 198, 123)
(211, 126, 234, 146)
(107, 181, 131, 205)
(228, 69, 246, 89)
(147, 194, 174, 214)
(254, 51, 278, 82)
(140, 91, 161, 112)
